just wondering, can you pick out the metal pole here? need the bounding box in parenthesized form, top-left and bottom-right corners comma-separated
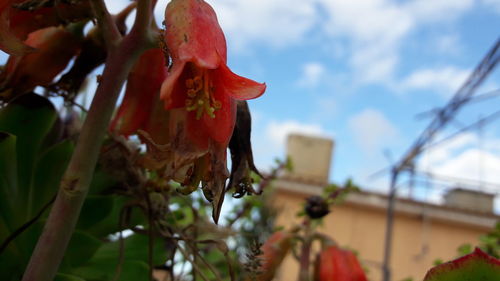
(382, 169, 399, 281)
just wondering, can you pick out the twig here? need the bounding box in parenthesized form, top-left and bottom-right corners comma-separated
(130, 0, 154, 40)
(0, 195, 55, 254)
(172, 240, 211, 281)
(90, 0, 121, 50)
(112, 205, 132, 281)
(188, 243, 223, 280)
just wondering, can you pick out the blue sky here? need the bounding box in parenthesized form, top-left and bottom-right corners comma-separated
(83, 0, 500, 206)
(187, 0, 500, 205)
(3, 0, 499, 206)
(76, 0, 500, 206)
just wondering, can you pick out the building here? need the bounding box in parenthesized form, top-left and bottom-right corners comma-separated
(270, 134, 499, 281)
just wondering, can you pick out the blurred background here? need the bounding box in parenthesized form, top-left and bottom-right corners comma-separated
(151, 0, 500, 211)
(1, 1, 500, 281)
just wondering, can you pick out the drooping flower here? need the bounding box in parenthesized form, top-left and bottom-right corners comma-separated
(111, 47, 169, 138)
(160, 0, 266, 222)
(256, 231, 293, 281)
(227, 100, 262, 198)
(160, 0, 265, 149)
(0, 25, 83, 101)
(314, 245, 368, 281)
(0, 0, 90, 55)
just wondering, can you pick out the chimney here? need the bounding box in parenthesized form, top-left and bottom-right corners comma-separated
(444, 188, 494, 213)
(284, 133, 334, 185)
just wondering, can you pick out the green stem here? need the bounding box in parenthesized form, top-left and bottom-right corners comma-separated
(21, 1, 154, 280)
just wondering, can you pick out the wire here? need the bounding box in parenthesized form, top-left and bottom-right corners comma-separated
(423, 108, 500, 151)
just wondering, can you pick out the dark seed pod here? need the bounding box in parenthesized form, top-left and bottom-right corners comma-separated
(305, 195, 330, 219)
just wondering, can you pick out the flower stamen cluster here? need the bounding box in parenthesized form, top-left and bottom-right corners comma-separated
(184, 68, 221, 119)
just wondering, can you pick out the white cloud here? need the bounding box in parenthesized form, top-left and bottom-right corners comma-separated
(319, 0, 413, 82)
(405, 0, 474, 22)
(420, 132, 478, 167)
(207, 0, 319, 49)
(265, 120, 330, 148)
(399, 66, 470, 97)
(412, 131, 500, 214)
(316, 0, 474, 84)
(297, 62, 326, 87)
(431, 149, 500, 184)
(348, 109, 399, 153)
(419, 132, 500, 197)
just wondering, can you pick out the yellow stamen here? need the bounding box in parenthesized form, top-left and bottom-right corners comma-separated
(184, 70, 221, 119)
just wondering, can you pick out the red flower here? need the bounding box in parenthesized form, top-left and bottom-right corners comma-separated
(314, 246, 368, 281)
(158, 0, 265, 223)
(257, 231, 293, 281)
(0, 25, 82, 101)
(111, 48, 168, 138)
(0, 0, 90, 55)
(160, 0, 265, 151)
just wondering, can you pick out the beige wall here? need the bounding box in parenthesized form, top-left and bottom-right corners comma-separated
(271, 188, 494, 281)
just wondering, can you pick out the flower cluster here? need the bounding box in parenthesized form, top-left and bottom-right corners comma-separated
(0, 1, 133, 102)
(111, 0, 266, 223)
(0, 0, 265, 224)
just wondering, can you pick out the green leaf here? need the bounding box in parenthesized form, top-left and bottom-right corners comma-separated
(0, 132, 18, 233)
(93, 234, 166, 264)
(74, 234, 166, 280)
(77, 196, 114, 231)
(457, 244, 473, 256)
(0, 93, 57, 218)
(54, 273, 86, 281)
(63, 231, 103, 268)
(31, 140, 74, 217)
(88, 167, 118, 195)
(424, 247, 500, 281)
(74, 259, 149, 281)
(85, 197, 145, 237)
(0, 221, 44, 280)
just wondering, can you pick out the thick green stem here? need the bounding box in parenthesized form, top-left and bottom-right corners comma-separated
(21, 1, 154, 280)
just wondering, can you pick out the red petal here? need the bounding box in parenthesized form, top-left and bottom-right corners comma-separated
(216, 62, 266, 100)
(0, 1, 91, 55)
(0, 16, 33, 55)
(111, 49, 168, 136)
(200, 87, 236, 145)
(160, 61, 188, 109)
(169, 107, 210, 152)
(1, 26, 81, 99)
(164, 0, 227, 68)
(317, 246, 368, 281)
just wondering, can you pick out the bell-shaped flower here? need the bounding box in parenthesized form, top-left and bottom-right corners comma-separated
(0, 0, 91, 55)
(0, 25, 82, 101)
(256, 231, 293, 281)
(314, 245, 368, 281)
(160, 0, 265, 149)
(160, 0, 266, 223)
(227, 100, 262, 198)
(111, 48, 168, 138)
